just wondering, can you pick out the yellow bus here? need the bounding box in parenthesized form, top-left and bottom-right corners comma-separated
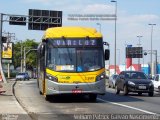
(37, 26, 109, 101)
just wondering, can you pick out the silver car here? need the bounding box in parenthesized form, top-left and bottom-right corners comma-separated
(16, 72, 30, 81)
(108, 74, 118, 88)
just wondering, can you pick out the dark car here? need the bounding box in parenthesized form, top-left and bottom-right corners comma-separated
(16, 72, 30, 81)
(108, 74, 118, 88)
(115, 71, 154, 96)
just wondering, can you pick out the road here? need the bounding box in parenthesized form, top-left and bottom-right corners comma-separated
(14, 79, 160, 120)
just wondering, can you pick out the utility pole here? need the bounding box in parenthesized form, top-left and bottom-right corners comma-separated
(0, 13, 7, 83)
(4, 32, 15, 42)
(23, 47, 26, 72)
(137, 36, 143, 71)
(148, 23, 156, 77)
(155, 50, 157, 74)
(111, 0, 117, 74)
(0, 10, 62, 82)
(5, 32, 15, 78)
(96, 23, 101, 33)
(21, 41, 23, 72)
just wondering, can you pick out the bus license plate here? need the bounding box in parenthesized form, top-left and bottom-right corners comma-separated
(139, 86, 146, 89)
(72, 89, 82, 93)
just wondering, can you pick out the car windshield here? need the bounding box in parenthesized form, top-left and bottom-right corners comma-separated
(113, 75, 118, 79)
(124, 72, 147, 79)
(18, 73, 25, 75)
(17, 73, 28, 75)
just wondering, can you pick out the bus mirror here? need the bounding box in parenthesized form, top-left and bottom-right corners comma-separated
(105, 49, 110, 60)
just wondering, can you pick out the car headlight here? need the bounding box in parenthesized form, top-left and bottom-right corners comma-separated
(149, 82, 153, 86)
(46, 74, 58, 82)
(128, 81, 135, 86)
(96, 72, 106, 81)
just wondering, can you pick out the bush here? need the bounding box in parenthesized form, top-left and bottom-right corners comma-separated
(4, 72, 17, 78)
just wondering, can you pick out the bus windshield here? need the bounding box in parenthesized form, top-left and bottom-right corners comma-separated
(47, 40, 104, 72)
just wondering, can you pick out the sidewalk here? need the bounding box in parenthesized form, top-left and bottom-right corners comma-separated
(0, 80, 29, 115)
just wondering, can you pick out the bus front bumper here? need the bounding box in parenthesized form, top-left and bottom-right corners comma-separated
(46, 79, 106, 95)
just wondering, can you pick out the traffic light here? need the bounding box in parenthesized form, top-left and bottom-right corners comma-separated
(2, 37, 7, 43)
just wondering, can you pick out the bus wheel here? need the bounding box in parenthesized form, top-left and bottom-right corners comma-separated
(45, 95, 52, 101)
(138, 92, 142, 96)
(89, 94, 97, 102)
(39, 91, 42, 95)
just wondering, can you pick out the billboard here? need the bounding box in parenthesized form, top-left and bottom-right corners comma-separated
(126, 47, 143, 58)
(2, 43, 13, 59)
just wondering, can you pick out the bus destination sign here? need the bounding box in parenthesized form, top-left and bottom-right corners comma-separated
(51, 39, 102, 47)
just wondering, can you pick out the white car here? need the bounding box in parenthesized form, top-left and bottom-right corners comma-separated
(16, 72, 30, 81)
(108, 74, 118, 88)
(151, 74, 160, 92)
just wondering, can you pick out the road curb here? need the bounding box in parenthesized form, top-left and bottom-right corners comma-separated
(13, 81, 37, 120)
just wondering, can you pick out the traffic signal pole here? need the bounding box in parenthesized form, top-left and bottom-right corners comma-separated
(0, 10, 63, 83)
(0, 13, 7, 83)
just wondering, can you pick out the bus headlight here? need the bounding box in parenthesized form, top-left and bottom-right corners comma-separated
(46, 74, 58, 82)
(96, 72, 106, 81)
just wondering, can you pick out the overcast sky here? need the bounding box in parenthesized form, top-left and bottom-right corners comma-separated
(0, 0, 160, 65)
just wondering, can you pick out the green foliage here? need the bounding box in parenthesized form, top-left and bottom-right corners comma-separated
(4, 72, 17, 78)
(13, 39, 39, 70)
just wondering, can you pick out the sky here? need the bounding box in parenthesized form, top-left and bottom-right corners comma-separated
(0, 0, 160, 65)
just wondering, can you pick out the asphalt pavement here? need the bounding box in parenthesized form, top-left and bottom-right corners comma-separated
(1, 79, 160, 120)
(14, 79, 160, 120)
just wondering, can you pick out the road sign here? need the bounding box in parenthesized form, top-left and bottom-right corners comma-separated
(126, 47, 143, 58)
(2, 59, 12, 63)
(28, 9, 62, 30)
(9, 16, 26, 25)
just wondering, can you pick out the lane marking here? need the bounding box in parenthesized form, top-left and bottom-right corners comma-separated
(97, 98, 158, 115)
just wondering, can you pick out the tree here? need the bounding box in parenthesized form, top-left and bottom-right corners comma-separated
(13, 39, 39, 71)
(13, 41, 22, 69)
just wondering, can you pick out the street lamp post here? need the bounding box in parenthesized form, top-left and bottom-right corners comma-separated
(96, 23, 101, 33)
(155, 50, 157, 74)
(148, 23, 156, 76)
(116, 49, 120, 65)
(23, 47, 37, 72)
(111, 0, 117, 74)
(0, 13, 7, 83)
(137, 35, 143, 71)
